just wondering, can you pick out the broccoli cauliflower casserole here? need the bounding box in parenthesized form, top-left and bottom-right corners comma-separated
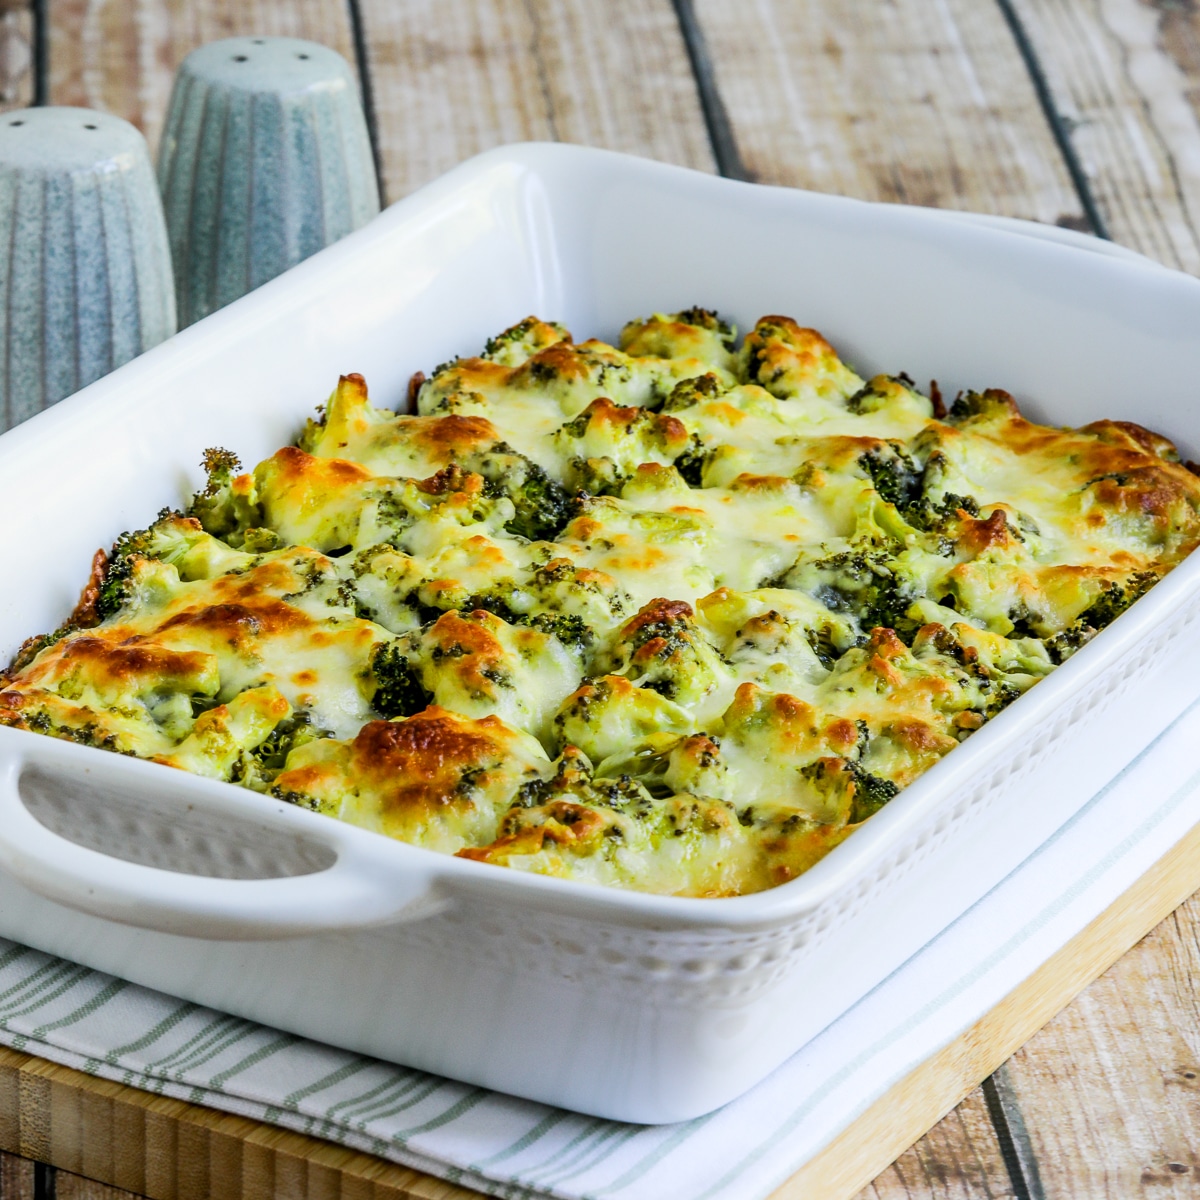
(3, 310, 1198, 896)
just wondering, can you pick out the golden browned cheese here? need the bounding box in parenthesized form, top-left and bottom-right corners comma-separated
(4, 310, 1197, 896)
(273, 706, 550, 853)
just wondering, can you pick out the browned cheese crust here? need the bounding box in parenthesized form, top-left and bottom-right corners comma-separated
(3, 309, 1196, 895)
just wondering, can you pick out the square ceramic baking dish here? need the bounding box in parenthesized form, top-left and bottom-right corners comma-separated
(2, 144, 1200, 1124)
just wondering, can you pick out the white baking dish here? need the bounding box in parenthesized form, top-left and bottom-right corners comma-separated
(1, 144, 1199, 1124)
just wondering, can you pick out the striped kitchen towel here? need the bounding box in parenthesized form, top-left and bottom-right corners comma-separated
(3, 694, 1200, 1200)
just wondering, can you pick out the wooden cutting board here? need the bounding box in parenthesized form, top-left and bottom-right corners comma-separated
(3, 813, 1199, 1200)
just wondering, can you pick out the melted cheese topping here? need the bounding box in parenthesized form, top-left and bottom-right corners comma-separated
(5, 309, 1198, 898)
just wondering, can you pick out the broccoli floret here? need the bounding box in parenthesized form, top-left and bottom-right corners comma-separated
(676, 306, 734, 336)
(674, 440, 709, 487)
(788, 549, 917, 639)
(460, 593, 521, 624)
(89, 506, 203, 622)
(804, 624, 841, 669)
(986, 681, 1023, 715)
(1043, 571, 1158, 662)
(859, 445, 980, 537)
(428, 356, 461, 379)
(243, 713, 328, 786)
(903, 491, 981, 539)
(845, 382, 879, 415)
(798, 755, 900, 825)
(859, 577, 915, 638)
(949, 391, 984, 422)
(506, 461, 572, 541)
(465, 443, 573, 541)
(661, 372, 725, 413)
(95, 541, 141, 620)
(859, 445, 923, 510)
(568, 456, 624, 496)
(859, 444, 986, 543)
(202, 446, 240, 479)
(939, 492, 979, 518)
(188, 447, 244, 538)
(480, 317, 570, 366)
(95, 521, 166, 620)
(6, 631, 59, 675)
(241, 527, 281, 554)
(525, 611, 593, 653)
(619, 599, 695, 656)
(1081, 572, 1157, 629)
(848, 762, 900, 823)
(947, 388, 1019, 425)
(846, 376, 920, 416)
(370, 642, 431, 719)
(1044, 625, 1097, 664)
(797, 756, 899, 825)
(484, 317, 542, 359)
(513, 746, 655, 816)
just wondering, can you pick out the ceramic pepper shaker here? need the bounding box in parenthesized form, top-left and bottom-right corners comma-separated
(0, 107, 176, 430)
(158, 36, 380, 328)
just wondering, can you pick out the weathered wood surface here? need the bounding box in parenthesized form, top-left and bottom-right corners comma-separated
(0, 1149, 36, 1197)
(355, 0, 714, 202)
(1013, 0, 1200, 272)
(0, 1149, 280, 1199)
(1000, 888, 1200, 1197)
(1, 1112, 1021, 1200)
(51, 1165, 142, 1199)
(47, 0, 355, 153)
(857, 1088, 1016, 1200)
(16, 1, 1200, 1198)
(0, 0, 32, 112)
(691, 0, 1086, 224)
(0, 1046, 484, 1200)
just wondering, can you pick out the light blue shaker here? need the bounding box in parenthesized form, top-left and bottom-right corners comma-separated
(158, 37, 380, 328)
(0, 107, 176, 430)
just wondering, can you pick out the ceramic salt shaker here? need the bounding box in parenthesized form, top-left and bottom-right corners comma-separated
(0, 107, 176, 430)
(158, 36, 380, 328)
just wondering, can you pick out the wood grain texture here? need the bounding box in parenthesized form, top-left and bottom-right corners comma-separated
(0, 1046, 485, 1200)
(54, 1167, 144, 1199)
(356, 0, 714, 202)
(0, 3, 31, 112)
(692, 0, 1085, 223)
(0, 1150, 35, 1198)
(47, 0, 355, 153)
(856, 1087, 1016, 1200)
(1002, 888, 1200, 1198)
(1011, 0, 1200, 272)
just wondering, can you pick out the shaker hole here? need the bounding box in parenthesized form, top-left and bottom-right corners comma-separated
(252, 39, 265, 44)
(233, 55, 249, 62)
(297, 53, 310, 59)
(9, 120, 23, 126)
(83, 124, 97, 130)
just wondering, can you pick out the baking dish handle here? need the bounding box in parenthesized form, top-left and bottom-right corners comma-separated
(0, 760, 448, 940)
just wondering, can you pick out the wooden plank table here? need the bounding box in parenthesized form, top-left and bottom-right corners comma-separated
(1, 1, 1199, 1195)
